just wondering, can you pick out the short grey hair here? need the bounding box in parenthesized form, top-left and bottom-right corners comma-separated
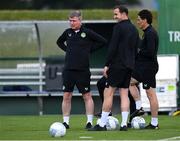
(69, 10, 82, 20)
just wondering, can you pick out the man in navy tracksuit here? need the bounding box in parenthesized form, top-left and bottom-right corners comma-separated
(56, 10, 107, 129)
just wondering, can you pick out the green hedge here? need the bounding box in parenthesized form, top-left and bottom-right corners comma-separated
(0, 9, 157, 20)
(0, 9, 158, 32)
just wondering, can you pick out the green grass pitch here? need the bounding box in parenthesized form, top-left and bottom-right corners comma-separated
(0, 115, 179, 140)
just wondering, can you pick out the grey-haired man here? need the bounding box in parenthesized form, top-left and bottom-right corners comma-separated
(57, 10, 107, 129)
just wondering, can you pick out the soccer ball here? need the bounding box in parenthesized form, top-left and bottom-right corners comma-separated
(49, 122, 66, 137)
(97, 116, 119, 130)
(107, 116, 119, 130)
(131, 116, 146, 129)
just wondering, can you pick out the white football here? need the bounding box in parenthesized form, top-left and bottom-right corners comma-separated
(131, 116, 146, 129)
(109, 116, 119, 130)
(49, 122, 66, 137)
(97, 116, 119, 130)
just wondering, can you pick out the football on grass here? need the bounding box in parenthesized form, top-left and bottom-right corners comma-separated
(97, 116, 119, 130)
(131, 116, 146, 129)
(49, 122, 66, 137)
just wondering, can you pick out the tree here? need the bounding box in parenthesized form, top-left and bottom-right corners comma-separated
(0, 0, 140, 9)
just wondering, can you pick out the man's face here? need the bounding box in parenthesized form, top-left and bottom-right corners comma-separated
(113, 8, 123, 22)
(137, 16, 146, 29)
(69, 17, 81, 30)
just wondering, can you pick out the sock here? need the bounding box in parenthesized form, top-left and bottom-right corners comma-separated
(63, 116, 69, 125)
(121, 111, 129, 127)
(87, 114, 93, 124)
(99, 111, 109, 127)
(135, 100, 142, 110)
(151, 117, 158, 126)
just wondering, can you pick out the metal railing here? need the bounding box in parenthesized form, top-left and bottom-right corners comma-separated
(0, 66, 103, 96)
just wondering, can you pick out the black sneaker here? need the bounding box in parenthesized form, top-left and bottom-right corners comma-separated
(108, 112, 112, 116)
(120, 125, 128, 131)
(63, 122, 70, 129)
(145, 123, 159, 129)
(127, 122, 132, 128)
(88, 124, 107, 131)
(129, 107, 145, 122)
(85, 122, 93, 129)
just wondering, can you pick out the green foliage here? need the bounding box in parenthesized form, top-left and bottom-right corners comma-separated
(0, 0, 140, 9)
(0, 10, 69, 20)
(0, 10, 157, 34)
(0, 9, 157, 21)
(0, 115, 179, 140)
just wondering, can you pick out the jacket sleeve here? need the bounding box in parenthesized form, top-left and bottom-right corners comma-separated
(56, 30, 67, 52)
(105, 25, 120, 67)
(88, 30, 107, 52)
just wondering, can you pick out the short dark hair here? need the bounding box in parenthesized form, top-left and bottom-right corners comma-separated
(138, 9, 152, 24)
(114, 5, 128, 15)
(69, 10, 82, 19)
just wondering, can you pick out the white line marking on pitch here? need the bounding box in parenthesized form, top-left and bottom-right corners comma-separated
(158, 136, 180, 140)
(79, 136, 93, 139)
